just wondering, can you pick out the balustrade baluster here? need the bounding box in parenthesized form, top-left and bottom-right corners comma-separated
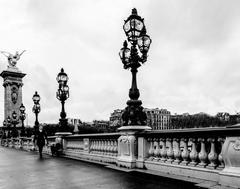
(104, 140, 108, 155)
(106, 140, 110, 156)
(109, 140, 114, 156)
(153, 138, 160, 161)
(94, 140, 97, 153)
(89, 140, 93, 153)
(189, 138, 198, 166)
(101, 140, 105, 155)
(160, 138, 167, 162)
(148, 138, 154, 160)
(207, 138, 218, 169)
(180, 138, 189, 165)
(101, 140, 105, 157)
(96, 140, 100, 154)
(166, 138, 174, 163)
(173, 138, 181, 164)
(98, 140, 101, 154)
(217, 137, 225, 169)
(113, 140, 118, 156)
(198, 138, 208, 167)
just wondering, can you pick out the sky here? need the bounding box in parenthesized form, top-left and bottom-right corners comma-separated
(1, 0, 240, 125)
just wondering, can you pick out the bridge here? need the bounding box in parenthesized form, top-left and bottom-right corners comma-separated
(2, 126, 240, 188)
(0, 145, 200, 189)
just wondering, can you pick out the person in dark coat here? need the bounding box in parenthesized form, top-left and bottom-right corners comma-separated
(34, 125, 48, 158)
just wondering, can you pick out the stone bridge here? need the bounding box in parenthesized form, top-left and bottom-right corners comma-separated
(2, 126, 240, 188)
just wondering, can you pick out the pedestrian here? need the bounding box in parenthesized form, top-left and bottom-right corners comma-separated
(34, 125, 48, 158)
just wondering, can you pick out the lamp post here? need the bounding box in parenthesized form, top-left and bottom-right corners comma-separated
(32, 91, 41, 131)
(119, 8, 152, 126)
(56, 68, 69, 132)
(19, 103, 26, 136)
(11, 111, 19, 138)
(6, 116, 11, 138)
(2, 120, 6, 139)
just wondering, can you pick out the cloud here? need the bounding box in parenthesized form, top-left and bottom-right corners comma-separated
(1, 0, 240, 126)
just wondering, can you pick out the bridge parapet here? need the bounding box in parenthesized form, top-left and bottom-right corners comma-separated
(2, 127, 240, 188)
(137, 127, 240, 187)
(62, 133, 120, 164)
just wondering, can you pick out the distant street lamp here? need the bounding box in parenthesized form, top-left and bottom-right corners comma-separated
(11, 111, 19, 138)
(19, 103, 26, 136)
(56, 68, 69, 132)
(2, 120, 7, 138)
(6, 116, 11, 138)
(32, 91, 41, 130)
(119, 8, 152, 126)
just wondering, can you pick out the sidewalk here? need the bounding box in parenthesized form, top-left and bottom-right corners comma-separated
(0, 147, 199, 189)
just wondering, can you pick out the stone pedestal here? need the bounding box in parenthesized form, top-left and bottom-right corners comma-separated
(0, 66, 26, 126)
(117, 126, 151, 168)
(219, 137, 240, 188)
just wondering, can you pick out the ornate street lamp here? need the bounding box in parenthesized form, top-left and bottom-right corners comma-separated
(5, 116, 11, 138)
(32, 91, 41, 130)
(56, 68, 69, 131)
(2, 120, 7, 138)
(19, 103, 26, 136)
(11, 111, 19, 138)
(119, 8, 152, 126)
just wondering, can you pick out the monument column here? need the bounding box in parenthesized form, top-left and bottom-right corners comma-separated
(1, 68, 26, 124)
(0, 51, 26, 127)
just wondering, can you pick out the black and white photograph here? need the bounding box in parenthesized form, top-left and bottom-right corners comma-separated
(0, 0, 240, 188)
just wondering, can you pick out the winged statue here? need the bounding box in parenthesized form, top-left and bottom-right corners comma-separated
(1, 50, 26, 67)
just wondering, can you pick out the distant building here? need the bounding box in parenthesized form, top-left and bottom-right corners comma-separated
(93, 120, 109, 130)
(143, 108, 171, 130)
(109, 109, 124, 128)
(67, 118, 82, 126)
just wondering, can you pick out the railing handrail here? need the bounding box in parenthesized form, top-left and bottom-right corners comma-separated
(139, 126, 240, 137)
(64, 133, 121, 139)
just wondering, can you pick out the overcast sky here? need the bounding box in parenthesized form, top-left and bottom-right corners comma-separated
(1, 0, 240, 125)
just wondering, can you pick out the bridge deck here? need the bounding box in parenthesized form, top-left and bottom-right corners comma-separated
(0, 147, 200, 189)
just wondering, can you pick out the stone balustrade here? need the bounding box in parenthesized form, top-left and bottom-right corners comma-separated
(1, 136, 56, 153)
(137, 127, 240, 187)
(1, 137, 34, 151)
(2, 127, 240, 188)
(62, 133, 120, 164)
(146, 134, 224, 169)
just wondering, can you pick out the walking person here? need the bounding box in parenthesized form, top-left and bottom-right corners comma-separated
(34, 125, 48, 158)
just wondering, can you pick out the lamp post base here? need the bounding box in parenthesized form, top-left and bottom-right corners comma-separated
(59, 118, 70, 132)
(122, 99, 147, 126)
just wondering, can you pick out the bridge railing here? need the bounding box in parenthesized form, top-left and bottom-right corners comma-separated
(62, 133, 120, 164)
(135, 127, 240, 186)
(141, 127, 229, 169)
(2, 127, 240, 187)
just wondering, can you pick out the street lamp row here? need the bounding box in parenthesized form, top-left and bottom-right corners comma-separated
(1, 8, 150, 136)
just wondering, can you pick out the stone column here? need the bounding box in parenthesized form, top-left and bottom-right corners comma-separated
(0, 66, 26, 127)
(219, 137, 240, 187)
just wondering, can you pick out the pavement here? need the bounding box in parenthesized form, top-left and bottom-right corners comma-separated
(0, 147, 201, 189)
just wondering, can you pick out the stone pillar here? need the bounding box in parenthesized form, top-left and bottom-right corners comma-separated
(219, 137, 240, 187)
(0, 66, 26, 126)
(117, 125, 151, 168)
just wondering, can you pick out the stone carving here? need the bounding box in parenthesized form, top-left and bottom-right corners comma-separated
(120, 136, 131, 156)
(1, 50, 26, 67)
(232, 138, 240, 151)
(11, 86, 18, 104)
